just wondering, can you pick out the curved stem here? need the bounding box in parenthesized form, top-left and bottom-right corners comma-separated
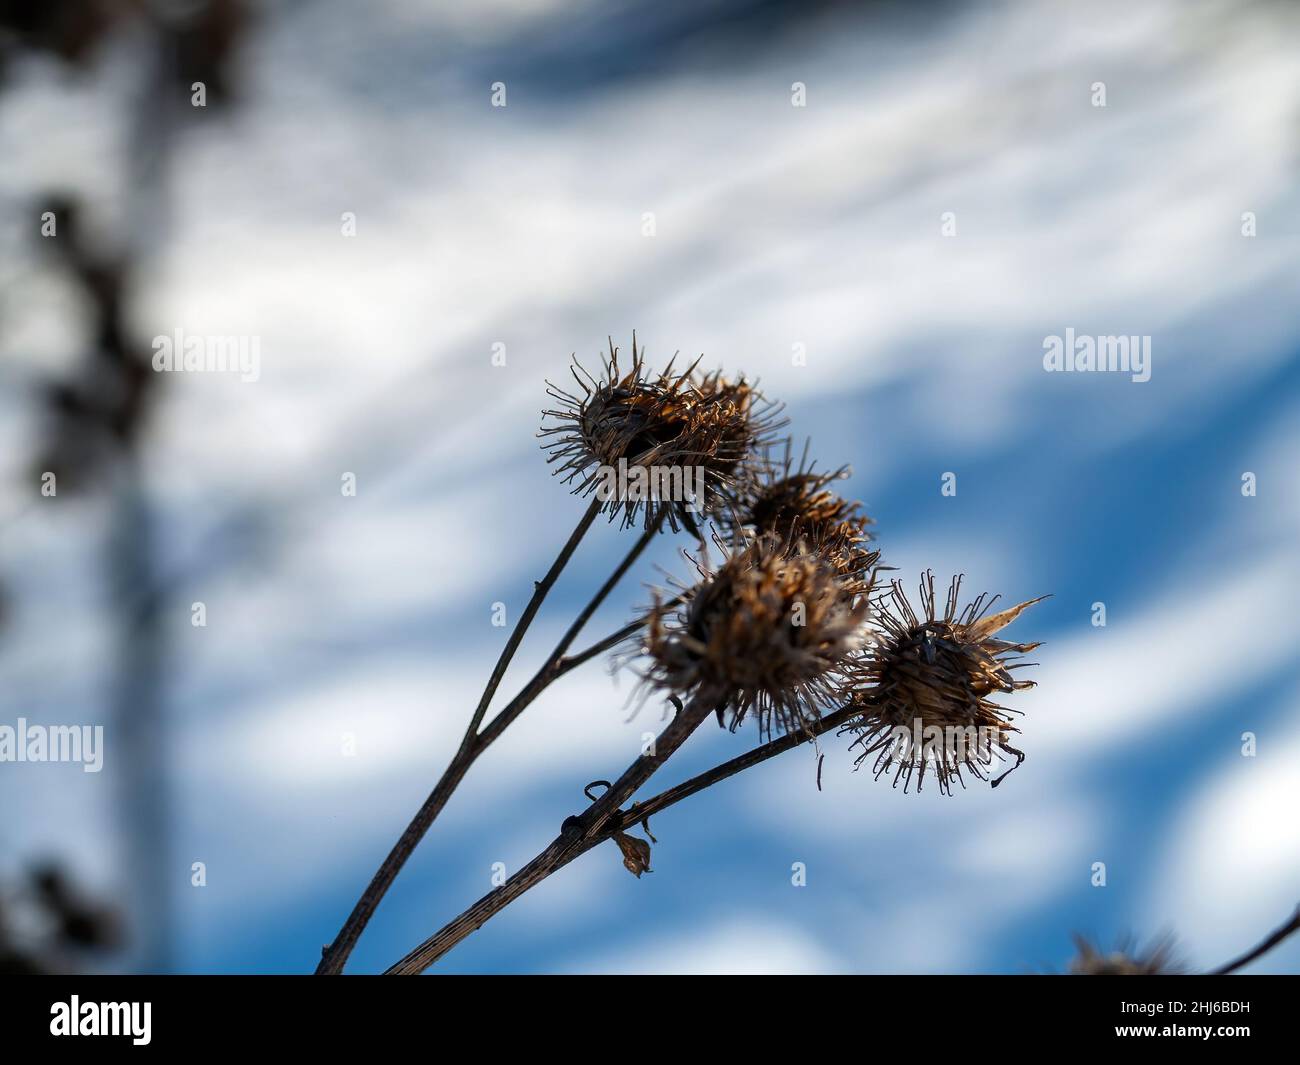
(1208, 904, 1300, 975)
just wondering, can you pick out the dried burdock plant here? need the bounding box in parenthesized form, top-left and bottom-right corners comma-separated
(539, 336, 786, 530)
(317, 336, 1053, 976)
(720, 440, 878, 583)
(642, 534, 871, 737)
(844, 572, 1046, 795)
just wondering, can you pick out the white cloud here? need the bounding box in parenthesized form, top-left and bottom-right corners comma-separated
(1143, 704, 1300, 973)
(1022, 552, 1299, 761)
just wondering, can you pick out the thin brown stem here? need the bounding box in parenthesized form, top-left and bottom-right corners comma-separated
(384, 693, 716, 974)
(366, 686, 1300, 978)
(316, 499, 604, 975)
(477, 515, 665, 746)
(553, 592, 682, 678)
(463, 499, 603, 739)
(557, 620, 647, 674)
(628, 703, 860, 826)
(1208, 904, 1300, 975)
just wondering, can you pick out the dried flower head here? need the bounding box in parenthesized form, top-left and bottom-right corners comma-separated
(720, 440, 880, 588)
(688, 370, 781, 486)
(641, 535, 871, 736)
(844, 572, 1045, 795)
(539, 337, 785, 530)
(1068, 934, 1183, 975)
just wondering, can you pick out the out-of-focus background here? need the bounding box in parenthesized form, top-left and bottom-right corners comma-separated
(1, 0, 1298, 975)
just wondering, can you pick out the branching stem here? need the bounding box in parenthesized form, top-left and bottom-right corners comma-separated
(384, 692, 716, 974)
(316, 501, 664, 974)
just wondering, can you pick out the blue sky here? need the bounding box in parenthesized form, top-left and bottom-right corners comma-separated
(1, 0, 1298, 974)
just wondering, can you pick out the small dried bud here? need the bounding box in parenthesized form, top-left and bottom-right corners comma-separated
(642, 535, 871, 736)
(720, 442, 880, 588)
(688, 371, 779, 487)
(539, 337, 785, 530)
(845, 572, 1045, 795)
(613, 832, 653, 878)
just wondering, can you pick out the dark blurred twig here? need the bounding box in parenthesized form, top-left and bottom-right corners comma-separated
(9, 0, 252, 974)
(1208, 905, 1300, 975)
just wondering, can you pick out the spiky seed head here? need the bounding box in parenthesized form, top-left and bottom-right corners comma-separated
(539, 337, 785, 531)
(1068, 934, 1183, 975)
(844, 572, 1045, 795)
(720, 441, 880, 589)
(745, 470, 863, 541)
(642, 535, 871, 737)
(686, 370, 783, 485)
